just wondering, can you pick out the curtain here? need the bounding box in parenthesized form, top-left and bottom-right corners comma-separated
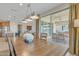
(69, 4, 77, 55)
(69, 4, 79, 55)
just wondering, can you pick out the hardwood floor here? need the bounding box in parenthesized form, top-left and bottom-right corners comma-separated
(0, 36, 68, 56)
(0, 37, 10, 56)
(9, 37, 68, 56)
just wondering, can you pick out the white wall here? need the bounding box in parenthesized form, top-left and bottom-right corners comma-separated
(32, 19, 36, 33)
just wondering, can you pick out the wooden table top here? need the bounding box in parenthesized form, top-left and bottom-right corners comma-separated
(9, 37, 68, 56)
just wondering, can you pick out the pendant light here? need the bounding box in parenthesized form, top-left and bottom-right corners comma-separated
(22, 3, 39, 23)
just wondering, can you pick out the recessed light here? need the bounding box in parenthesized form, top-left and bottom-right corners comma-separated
(19, 3, 23, 6)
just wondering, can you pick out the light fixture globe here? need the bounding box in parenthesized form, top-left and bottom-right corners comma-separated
(26, 18, 32, 22)
(22, 20, 27, 23)
(30, 15, 39, 20)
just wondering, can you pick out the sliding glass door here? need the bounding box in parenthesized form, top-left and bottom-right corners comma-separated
(40, 8, 69, 47)
(51, 9, 69, 47)
(40, 16, 52, 38)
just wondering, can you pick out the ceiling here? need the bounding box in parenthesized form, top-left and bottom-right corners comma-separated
(0, 3, 64, 21)
(41, 9, 69, 23)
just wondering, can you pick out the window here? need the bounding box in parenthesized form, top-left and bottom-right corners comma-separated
(40, 9, 69, 39)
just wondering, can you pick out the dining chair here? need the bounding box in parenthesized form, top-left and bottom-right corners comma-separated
(40, 33, 48, 41)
